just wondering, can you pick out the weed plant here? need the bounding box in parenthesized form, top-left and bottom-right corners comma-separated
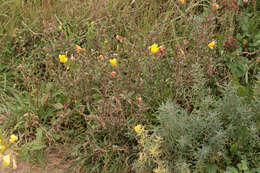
(0, 0, 259, 172)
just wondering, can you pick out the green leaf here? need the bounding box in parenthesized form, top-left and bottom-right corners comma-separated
(206, 164, 218, 173)
(236, 33, 243, 41)
(239, 16, 249, 33)
(202, 8, 208, 17)
(36, 128, 43, 143)
(237, 160, 248, 171)
(31, 143, 46, 151)
(250, 168, 260, 173)
(92, 93, 102, 102)
(237, 126, 248, 140)
(254, 32, 260, 41)
(224, 167, 239, 173)
(230, 142, 239, 154)
(249, 41, 260, 47)
(237, 86, 247, 97)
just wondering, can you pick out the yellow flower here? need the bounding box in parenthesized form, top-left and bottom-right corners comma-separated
(0, 139, 2, 143)
(0, 145, 6, 153)
(153, 167, 161, 173)
(59, 54, 68, 63)
(9, 134, 18, 144)
(149, 43, 160, 54)
(208, 41, 215, 50)
(3, 154, 10, 167)
(109, 58, 117, 68)
(134, 124, 144, 135)
(180, 0, 185, 4)
(153, 165, 168, 173)
(75, 45, 85, 54)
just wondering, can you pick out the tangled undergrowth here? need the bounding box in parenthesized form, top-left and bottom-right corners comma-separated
(0, 0, 259, 172)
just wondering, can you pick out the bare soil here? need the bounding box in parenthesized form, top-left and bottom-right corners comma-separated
(0, 151, 72, 173)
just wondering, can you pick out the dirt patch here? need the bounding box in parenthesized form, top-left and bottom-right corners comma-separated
(0, 150, 72, 173)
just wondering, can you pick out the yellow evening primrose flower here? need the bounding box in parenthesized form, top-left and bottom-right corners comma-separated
(153, 167, 161, 173)
(134, 124, 144, 135)
(59, 54, 68, 63)
(153, 165, 167, 173)
(109, 58, 117, 68)
(3, 154, 10, 167)
(9, 134, 18, 144)
(0, 145, 6, 153)
(180, 0, 185, 4)
(208, 41, 215, 50)
(149, 43, 160, 54)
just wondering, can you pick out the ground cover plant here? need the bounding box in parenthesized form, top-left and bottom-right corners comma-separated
(0, 0, 259, 172)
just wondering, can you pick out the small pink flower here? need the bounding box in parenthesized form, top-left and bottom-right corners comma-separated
(155, 45, 166, 56)
(113, 53, 119, 57)
(116, 35, 123, 42)
(159, 45, 166, 52)
(110, 71, 117, 78)
(70, 54, 75, 61)
(138, 97, 142, 103)
(99, 55, 104, 60)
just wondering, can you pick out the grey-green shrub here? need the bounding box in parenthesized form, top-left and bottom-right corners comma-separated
(155, 84, 260, 172)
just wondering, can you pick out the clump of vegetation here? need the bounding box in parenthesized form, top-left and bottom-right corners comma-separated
(154, 83, 260, 172)
(0, 0, 259, 172)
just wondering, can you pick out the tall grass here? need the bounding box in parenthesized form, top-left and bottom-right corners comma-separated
(0, 0, 259, 172)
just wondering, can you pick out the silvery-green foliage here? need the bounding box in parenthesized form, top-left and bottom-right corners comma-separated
(156, 83, 260, 172)
(157, 100, 225, 172)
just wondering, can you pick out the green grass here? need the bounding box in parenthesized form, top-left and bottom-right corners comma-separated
(0, 0, 259, 172)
